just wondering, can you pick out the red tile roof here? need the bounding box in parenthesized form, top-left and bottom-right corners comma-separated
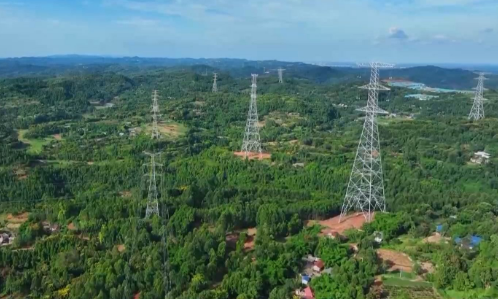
(314, 260, 325, 269)
(304, 286, 314, 299)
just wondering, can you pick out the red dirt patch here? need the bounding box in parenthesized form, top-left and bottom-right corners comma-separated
(377, 249, 413, 272)
(117, 244, 126, 252)
(226, 228, 257, 251)
(244, 228, 257, 251)
(306, 213, 372, 236)
(234, 151, 271, 160)
(53, 134, 62, 140)
(133, 292, 140, 299)
(67, 222, 77, 231)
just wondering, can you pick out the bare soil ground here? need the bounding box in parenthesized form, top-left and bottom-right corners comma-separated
(119, 191, 132, 198)
(7, 212, 29, 223)
(377, 249, 413, 272)
(244, 228, 257, 251)
(158, 123, 181, 137)
(14, 168, 28, 180)
(421, 262, 435, 274)
(133, 293, 140, 299)
(117, 244, 126, 252)
(233, 151, 271, 160)
(226, 228, 257, 251)
(6, 212, 29, 228)
(423, 233, 449, 244)
(306, 213, 371, 236)
(67, 222, 77, 231)
(53, 134, 62, 140)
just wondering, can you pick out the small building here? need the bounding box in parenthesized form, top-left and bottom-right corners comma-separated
(0, 233, 9, 244)
(471, 151, 491, 164)
(374, 231, 384, 243)
(303, 286, 314, 299)
(436, 224, 443, 233)
(455, 235, 483, 250)
(313, 260, 325, 273)
(50, 224, 60, 233)
(301, 274, 311, 285)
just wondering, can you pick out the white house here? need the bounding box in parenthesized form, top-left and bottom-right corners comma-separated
(471, 151, 491, 164)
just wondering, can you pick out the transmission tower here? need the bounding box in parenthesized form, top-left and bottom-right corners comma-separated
(144, 151, 161, 218)
(340, 62, 394, 223)
(151, 90, 161, 139)
(212, 73, 218, 93)
(241, 74, 262, 158)
(161, 202, 172, 298)
(277, 68, 285, 83)
(468, 73, 488, 120)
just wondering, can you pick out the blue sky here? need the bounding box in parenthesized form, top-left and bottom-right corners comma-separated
(0, 0, 497, 63)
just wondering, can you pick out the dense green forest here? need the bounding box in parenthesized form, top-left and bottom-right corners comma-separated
(1, 62, 498, 299)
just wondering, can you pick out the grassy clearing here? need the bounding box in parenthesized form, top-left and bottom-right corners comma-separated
(382, 275, 432, 288)
(18, 129, 55, 154)
(144, 120, 187, 139)
(385, 285, 442, 299)
(440, 289, 496, 299)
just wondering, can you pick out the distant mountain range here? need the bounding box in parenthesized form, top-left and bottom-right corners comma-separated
(1, 55, 497, 90)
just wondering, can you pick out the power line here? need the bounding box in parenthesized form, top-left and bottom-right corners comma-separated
(340, 62, 394, 223)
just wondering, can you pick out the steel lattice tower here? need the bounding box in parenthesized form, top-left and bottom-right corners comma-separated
(340, 62, 394, 223)
(212, 73, 218, 93)
(241, 74, 262, 157)
(277, 68, 285, 83)
(144, 151, 161, 218)
(151, 90, 161, 139)
(144, 90, 162, 218)
(468, 73, 488, 120)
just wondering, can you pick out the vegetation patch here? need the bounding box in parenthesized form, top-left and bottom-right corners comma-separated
(17, 129, 54, 154)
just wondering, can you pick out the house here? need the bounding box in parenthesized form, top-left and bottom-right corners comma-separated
(455, 235, 483, 250)
(0, 233, 9, 244)
(302, 255, 318, 263)
(470, 151, 491, 164)
(313, 260, 325, 273)
(436, 224, 443, 233)
(374, 231, 383, 243)
(301, 274, 311, 285)
(303, 286, 314, 299)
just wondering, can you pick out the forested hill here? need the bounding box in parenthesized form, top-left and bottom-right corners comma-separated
(1, 55, 498, 90)
(1, 64, 498, 299)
